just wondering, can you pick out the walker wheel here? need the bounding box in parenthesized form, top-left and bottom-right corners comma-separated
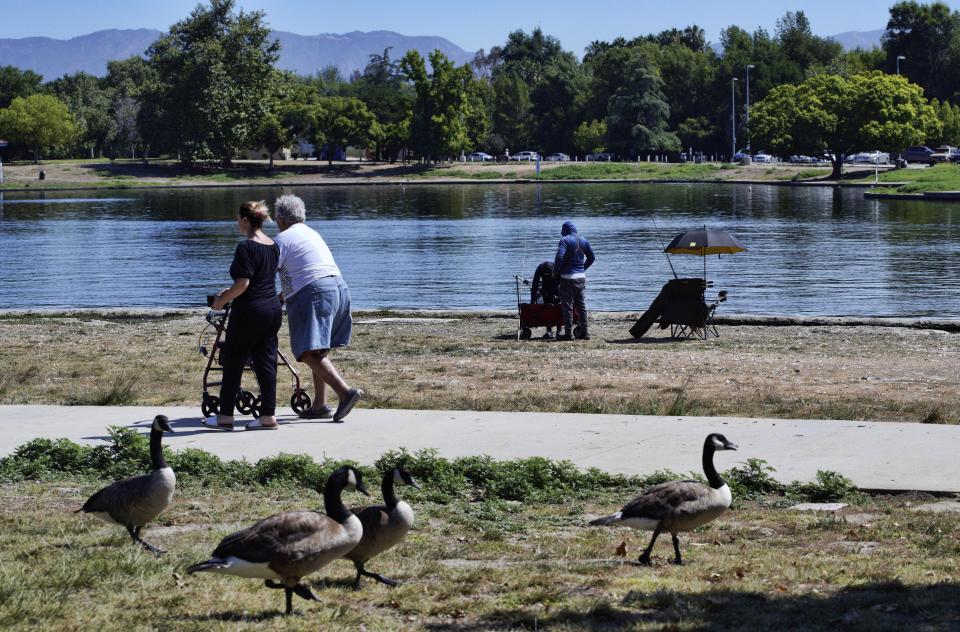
(290, 390, 312, 414)
(201, 394, 219, 418)
(520, 326, 532, 340)
(236, 389, 256, 415)
(251, 396, 263, 419)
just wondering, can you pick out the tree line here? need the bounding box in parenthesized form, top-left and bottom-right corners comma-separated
(2, 0, 960, 166)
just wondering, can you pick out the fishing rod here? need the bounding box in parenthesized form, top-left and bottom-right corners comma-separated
(652, 216, 678, 280)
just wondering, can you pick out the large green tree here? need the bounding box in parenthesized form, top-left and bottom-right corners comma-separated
(497, 28, 565, 86)
(0, 66, 43, 109)
(400, 50, 470, 160)
(104, 57, 159, 158)
(0, 94, 77, 162)
(605, 52, 679, 157)
(883, 1, 960, 101)
(931, 98, 960, 145)
(45, 72, 112, 158)
(573, 119, 606, 156)
(310, 96, 380, 165)
(146, 0, 280, 165)
(356, 48, 413, 161)
(530, 55, 585, 154)
(491, 71, 532, 152)
(750, 71, 941, 177)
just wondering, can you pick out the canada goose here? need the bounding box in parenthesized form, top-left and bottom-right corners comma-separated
(590, 433, 738, 566)
(75, 415, 176, 554)
(345, 465, 419, 589)
(186, 465, 369, 615)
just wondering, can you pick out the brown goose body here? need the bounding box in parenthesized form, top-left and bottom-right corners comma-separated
(590, 433, 737, 565)
(345, 466, 418, 588)
(76, 415, 175, 554)
(187, 465, 368, 615)
(204, 509, 363, 580)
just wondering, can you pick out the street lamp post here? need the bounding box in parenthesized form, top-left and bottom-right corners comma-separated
(745, 64, 755, 153)
(896, 55, 906, 75)
(730, 77, 738, 161)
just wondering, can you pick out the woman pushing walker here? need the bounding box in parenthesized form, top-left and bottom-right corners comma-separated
(204, 201, 282, 430)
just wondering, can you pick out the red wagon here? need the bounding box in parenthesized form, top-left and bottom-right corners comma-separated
(514, 275, 584, 340)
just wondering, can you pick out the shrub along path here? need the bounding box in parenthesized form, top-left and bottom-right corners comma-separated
(3, 405, 959, 493)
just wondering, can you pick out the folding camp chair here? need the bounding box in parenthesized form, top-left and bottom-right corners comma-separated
(629, 278, 728, 340)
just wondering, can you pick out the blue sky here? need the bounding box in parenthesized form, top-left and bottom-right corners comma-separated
(3, 0, 960, 55)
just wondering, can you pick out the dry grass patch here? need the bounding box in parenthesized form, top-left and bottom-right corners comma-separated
(0, 311, 958, 423)
(1, 482, 958, 631)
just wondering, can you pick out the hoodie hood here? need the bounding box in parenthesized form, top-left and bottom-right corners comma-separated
(561, 221, 577, 236)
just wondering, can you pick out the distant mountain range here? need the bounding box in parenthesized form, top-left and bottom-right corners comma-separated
(0, 27, 886, 81)
(828, 29, 885, 51)
(0, 29, 476, 80)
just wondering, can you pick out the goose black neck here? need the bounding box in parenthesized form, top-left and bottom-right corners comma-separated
(150, 427, 167, 470)
(381, 471, 398, 510)
(702, 440, 724, 489)
(324, 475, 352, 523)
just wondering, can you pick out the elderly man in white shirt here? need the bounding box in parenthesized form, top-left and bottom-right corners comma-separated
(273, 194, 363, 422)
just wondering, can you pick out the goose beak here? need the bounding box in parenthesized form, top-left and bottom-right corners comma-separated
(726, 442, 738, 451)
(357, 483, 371, 497)
(410, 478, 421, 490)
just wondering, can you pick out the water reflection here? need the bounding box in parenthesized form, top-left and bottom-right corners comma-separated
(0, 183, 957, 317)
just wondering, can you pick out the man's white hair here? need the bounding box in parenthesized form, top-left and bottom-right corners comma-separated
(274, 194, 306, 224)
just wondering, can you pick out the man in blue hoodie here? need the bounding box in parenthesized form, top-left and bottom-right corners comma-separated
(553, 221, 596, 341)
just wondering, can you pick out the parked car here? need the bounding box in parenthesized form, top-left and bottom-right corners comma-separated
(545, 152, 570, 162)
(585, 152, 617, 161)
(845, 151, 891, 164)
(732, 149, 750, 161)
(511, 151, 539, 161)
(752, 151, 775, 163)
(789, 154, 817, 163)
(466, 151, 493, 162)
(930, 146, 959, 163)
(902, 146, 935, 164)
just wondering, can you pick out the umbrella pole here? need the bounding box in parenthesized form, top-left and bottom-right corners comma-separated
(515, 275, 523, 341)
(702, 225, 708, 285)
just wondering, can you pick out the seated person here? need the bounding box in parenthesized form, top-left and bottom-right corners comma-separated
(530, 261, 558, 338)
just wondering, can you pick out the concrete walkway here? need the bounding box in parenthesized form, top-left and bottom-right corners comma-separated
(3, 405, 958, 493)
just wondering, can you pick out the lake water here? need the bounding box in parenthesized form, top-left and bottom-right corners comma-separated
(0, 183, 958, 317)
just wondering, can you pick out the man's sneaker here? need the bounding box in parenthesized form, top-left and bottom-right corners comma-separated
(299, 404, 334, 420)
(556, 333, 574, 341)
(580, 333, 591, 340)
(333, 388, 364, 422)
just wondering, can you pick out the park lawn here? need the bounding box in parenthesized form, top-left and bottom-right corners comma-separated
(851, 163, 960, 193)
(410, 162, 735, 181)
(0, 311, 957, 424)
(0, 477, 957, 631)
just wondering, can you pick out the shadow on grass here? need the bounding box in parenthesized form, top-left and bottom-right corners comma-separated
(179, 608, 291, 622)
(81, 161, 438, 181)
(426, 581, 960, 631)
(606, 336, 685, 345)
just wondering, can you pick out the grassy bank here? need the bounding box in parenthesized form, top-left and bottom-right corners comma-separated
(3, 431, 958, 631)
(0, 158, 862, 190)
(0, 311, 957, 424)
(852, 162, 960, 193)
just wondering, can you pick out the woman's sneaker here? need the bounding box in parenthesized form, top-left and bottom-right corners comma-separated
(333, 389, 364, 422)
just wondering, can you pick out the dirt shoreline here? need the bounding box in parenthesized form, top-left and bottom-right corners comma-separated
(0, 309, 957, 424)
(2, 308, 958, 331)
